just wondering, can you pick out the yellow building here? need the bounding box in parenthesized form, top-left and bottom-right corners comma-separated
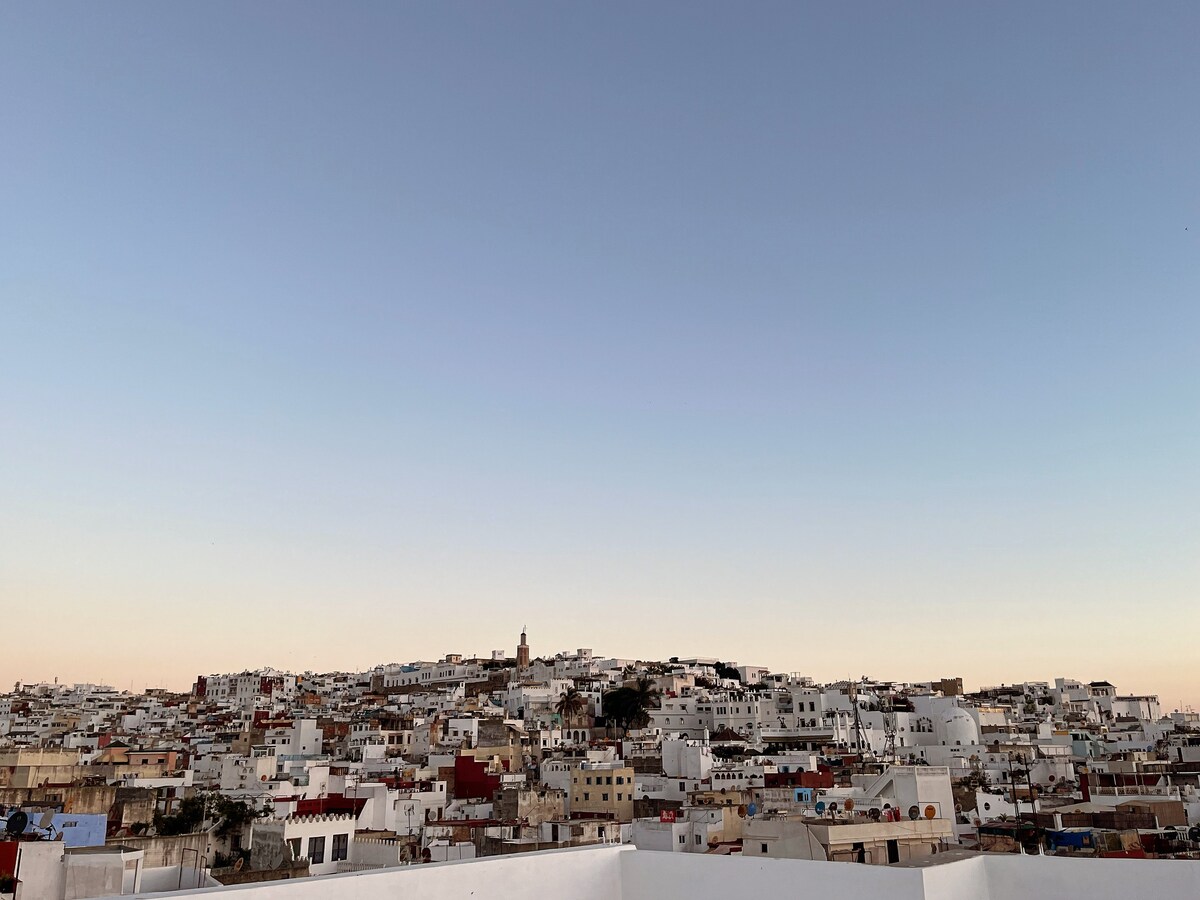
(571, 762, 635, 822)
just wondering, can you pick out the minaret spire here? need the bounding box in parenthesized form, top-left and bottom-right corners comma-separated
(517, 627, 530, 669)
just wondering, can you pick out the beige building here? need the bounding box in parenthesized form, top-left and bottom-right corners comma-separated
(495, 786, 567, 826)
(571, 762, 636, 821)
(744, 814, 953, 864)
(0, 749, 84, 788)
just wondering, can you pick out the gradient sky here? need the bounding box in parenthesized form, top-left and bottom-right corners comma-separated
(2, 3, 1197, 705)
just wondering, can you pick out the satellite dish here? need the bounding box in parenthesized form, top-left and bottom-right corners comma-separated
(828, 802, 838, 813)
(747, 804, 757, 817)
(908, 805, 921, 821)
(815, 801, 826, 814)
(39, 811, 56, 830)
(737, 805, 747, 817)
(924, 805, 937, 820)
(844, 798, 855, 812)
(868, 807, 881, 821)
(5, 811, 28, 837)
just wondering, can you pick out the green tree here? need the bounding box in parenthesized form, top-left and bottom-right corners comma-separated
(211, 795, 264, 838)
(154, 795, 206, 835)
(714, 662, 740, 682)
(602, 677, 660, 735)
(555, 687, 587, 728)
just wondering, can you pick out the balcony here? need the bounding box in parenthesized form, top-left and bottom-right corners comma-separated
(759, 727, 835, 741)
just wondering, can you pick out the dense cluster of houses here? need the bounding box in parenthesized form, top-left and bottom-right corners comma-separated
(2, 633, 1199, 898)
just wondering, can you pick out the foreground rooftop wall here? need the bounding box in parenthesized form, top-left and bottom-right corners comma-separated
(134, 844, 1200, 900)
(979, 854, 1200, 900)
(129, 845, 624, 900)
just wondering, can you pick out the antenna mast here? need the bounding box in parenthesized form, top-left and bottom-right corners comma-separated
(881, 691, 897, 764)
(849, 681, 869, 771)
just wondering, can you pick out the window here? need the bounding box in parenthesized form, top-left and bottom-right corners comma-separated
(616, 776, 624, 785)
(602, 793, 609, 801)
(695, 834, 703, 845)
(761, 843, 769, 854)
(679, 835, 686, 844)
(332, 833, 349, 862)
(617, 793, 622, 800)
(586, 776, 592, 785)
(584, 792, 590, 801)
(606, 776, 613, 785)
(308, 836, 326, 864)
(287, 838, 302, 860)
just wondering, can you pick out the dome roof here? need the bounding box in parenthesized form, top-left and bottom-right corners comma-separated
(938, 709, 979, 745)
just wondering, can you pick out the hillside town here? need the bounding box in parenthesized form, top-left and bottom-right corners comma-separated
(3, 631, 1199, 898)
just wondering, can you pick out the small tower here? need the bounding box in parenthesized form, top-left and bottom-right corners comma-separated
(516, 627, 530, 670)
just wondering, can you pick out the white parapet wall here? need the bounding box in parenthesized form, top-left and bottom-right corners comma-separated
(621, 847, 929, 900)
(129, 843, 1200, 900)
(977, 854, 1200, 900)
(128, 845, 625, 900)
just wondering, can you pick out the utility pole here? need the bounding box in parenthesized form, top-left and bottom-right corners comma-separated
(1009, 751, 1021, 818)
(849, 682, 869, 772)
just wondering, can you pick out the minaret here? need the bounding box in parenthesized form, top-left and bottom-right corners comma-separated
(516, 627, 530, 670)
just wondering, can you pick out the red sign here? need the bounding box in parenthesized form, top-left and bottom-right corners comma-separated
(660, 810, 677, 823)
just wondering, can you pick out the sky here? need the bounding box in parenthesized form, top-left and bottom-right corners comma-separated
(1, 2, 1197, 705)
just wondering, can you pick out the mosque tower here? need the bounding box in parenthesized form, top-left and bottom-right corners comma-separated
(516, 627, 530, 670)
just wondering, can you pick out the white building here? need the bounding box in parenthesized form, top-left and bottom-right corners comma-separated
(254, 813, 357, 876)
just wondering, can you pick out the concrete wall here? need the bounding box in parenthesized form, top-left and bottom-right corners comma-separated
(63, 851, 136, 900)
(127, 845, 623, 900)
(108, 832, 209, 868)
(349, 837, 408, 868)
(621, 849, 927, 900)
(122, 843, 1200, 900)
(919, 855, 992, 900)
(138, 864, 214, 893)
(984, 854, 1200, 900)
(11, 841, 66, 900)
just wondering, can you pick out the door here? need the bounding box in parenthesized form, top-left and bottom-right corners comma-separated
(887, 839, 900, 864)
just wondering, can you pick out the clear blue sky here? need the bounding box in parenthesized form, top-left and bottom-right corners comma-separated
(2, 3, 1197, 702)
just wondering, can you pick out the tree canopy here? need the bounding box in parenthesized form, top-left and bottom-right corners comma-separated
(603, 677, 661, 734)
(555, 687, 587, 724)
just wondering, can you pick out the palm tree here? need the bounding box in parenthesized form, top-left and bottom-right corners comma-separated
(555, 687, 587, 728)
(602, 677, 661, 736)
(629, 676, 661, 726)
